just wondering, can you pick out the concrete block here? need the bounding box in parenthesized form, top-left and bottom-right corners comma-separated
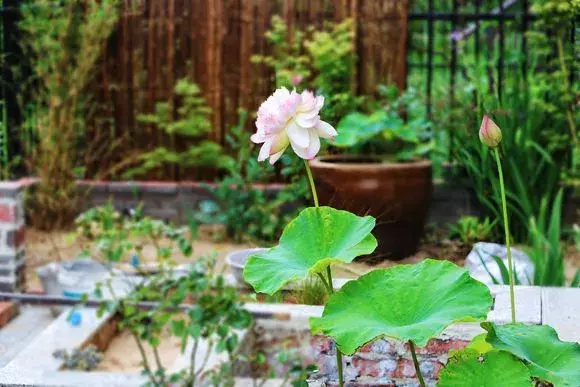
(541, 287, 580, 342)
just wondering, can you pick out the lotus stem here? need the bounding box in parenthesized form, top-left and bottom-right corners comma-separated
(304, 160, 319, 207)
(304, 159, 343, 386)
(494, 147, 516, 323)
(325, 265, 344, 387)
(408, 340, 426, 387)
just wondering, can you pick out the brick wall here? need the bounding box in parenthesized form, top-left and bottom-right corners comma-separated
(77, 181, 287, 224)
(246, 320, 471, 387)
(0, 181, 27, 292)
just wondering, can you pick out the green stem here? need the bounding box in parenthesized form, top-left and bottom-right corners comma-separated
(408, 340, 426, 387)
(304, 159, 342, 385)
(325, 266, 344, 387)
(304, 160, 319, 207)
(494, 147, 516, 323)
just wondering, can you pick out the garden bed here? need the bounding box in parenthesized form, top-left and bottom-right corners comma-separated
(0, 285, 577, 386)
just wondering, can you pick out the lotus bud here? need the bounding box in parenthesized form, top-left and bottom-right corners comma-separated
(291, 74, 303, 87)
(479, 115, 502, 148)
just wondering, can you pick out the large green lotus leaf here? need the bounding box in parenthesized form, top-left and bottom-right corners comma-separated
(310, 259, 492, 353)
(243, 206, 376, 295)
(482, 322, 580, 386)
(439, 349, 532, 387)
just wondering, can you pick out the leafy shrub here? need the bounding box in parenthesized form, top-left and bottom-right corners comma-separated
(251, 15, 310, 89)
(19, 0, 120, 229)
(195, 110, 300, 244)
(333, 85, 433, 160)
(252, 17, 361, 124)
(448, 216, 497, 245)
(124, 78, 230, 179)
(304, 19, 363, 123)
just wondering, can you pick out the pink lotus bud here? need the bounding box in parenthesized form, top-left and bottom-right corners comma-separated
(251, 88, 336, 164)
(291, 74, 303, 87)
(479, 115, 502, 148)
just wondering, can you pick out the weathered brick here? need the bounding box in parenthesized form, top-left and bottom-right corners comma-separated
(0, 182, 22, 198)
(141, 182, 179, 194)
(405, 338, 470, 355)
(0, 280, 18, 292)
(0, 203, 17, 223)
(311, 335, 333, 354)
(0, 302, 19, 328)
(6, 227, 25, 248)
(393, 358, 416, 379)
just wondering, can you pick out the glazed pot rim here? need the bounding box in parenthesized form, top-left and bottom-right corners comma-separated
(309, 155, 432, 170)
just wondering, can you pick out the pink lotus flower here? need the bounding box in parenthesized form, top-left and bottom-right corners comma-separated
(252, 88, 336, 164)
(479, 115, 502, 148)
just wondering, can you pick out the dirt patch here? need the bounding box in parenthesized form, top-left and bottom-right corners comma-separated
(25, 227, 252, 292)
(96, 329, 182, 372)
(25, 227, 579, 291)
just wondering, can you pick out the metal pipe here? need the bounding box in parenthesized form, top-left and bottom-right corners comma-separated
(0, 292, 291, 321)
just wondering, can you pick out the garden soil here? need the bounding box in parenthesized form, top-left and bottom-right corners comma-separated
(25, 228, 580, 292)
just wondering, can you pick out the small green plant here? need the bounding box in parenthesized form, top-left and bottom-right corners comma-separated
(292, 275, 327, 306)
(251, 15, 310, 89)
(333, 85, 433, 160)
(125, 78, 230, 179)
(53, 345, 103, 371)
(196, 110, 297, 244)
(77, 205, 252, 386)
(448, 216, 497, 245)
(252, 17, 361, 122)
(304, 19, 363, 123)
(526, 189, 565, 286)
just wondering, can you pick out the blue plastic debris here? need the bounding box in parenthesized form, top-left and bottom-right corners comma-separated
(68, 311, 82, 327)
(130, 254, 140, 268)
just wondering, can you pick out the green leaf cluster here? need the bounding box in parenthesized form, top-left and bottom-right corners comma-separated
(124, 78, 231, 179)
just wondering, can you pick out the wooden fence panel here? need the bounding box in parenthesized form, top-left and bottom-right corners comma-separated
(92, 0, 409, 180)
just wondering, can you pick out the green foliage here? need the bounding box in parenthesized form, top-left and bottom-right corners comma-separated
(195, 110, 301, 244)
(81, 206, 253, 386)
(438, 349, 532, 387)
(292, 275, 327, 306)
(243, 206, 376, 295)
(454, 65, 573, 243)
(18, 0, 120, 229)
(448, 216, 497, 245)
(334, 85, 433, 160)
(525, 189, 565, 286)
(304, 19, 363, 123)
(251, 15, 310, 89)
(53, 345, 104, 371)
(75, 203, 194, 265)
(125, 78, 230, 179)
(252, 17, 361, 124)
(476, 251, 522, 286)
(310, 259, 492, 353)
(482, 322, 580, 386)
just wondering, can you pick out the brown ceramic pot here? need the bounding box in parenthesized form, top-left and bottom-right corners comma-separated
(309, 155, 433, 261)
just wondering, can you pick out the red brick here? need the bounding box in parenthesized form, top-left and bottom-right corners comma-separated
(394, 358, 416, 378)
(405, 338, 470, 355)
(0, 302, 19, 328)
(0, 203, 16, 223)
(311, 335, 332, 353)
(352, 357, 380, 378)
(6, 227, 25, 248)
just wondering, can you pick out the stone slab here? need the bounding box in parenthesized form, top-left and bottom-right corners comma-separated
(0, 306, 56, 368)
(487, 285, 542, 324)
(541, 287, 580, 342)
(7, 308, 113, 371)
